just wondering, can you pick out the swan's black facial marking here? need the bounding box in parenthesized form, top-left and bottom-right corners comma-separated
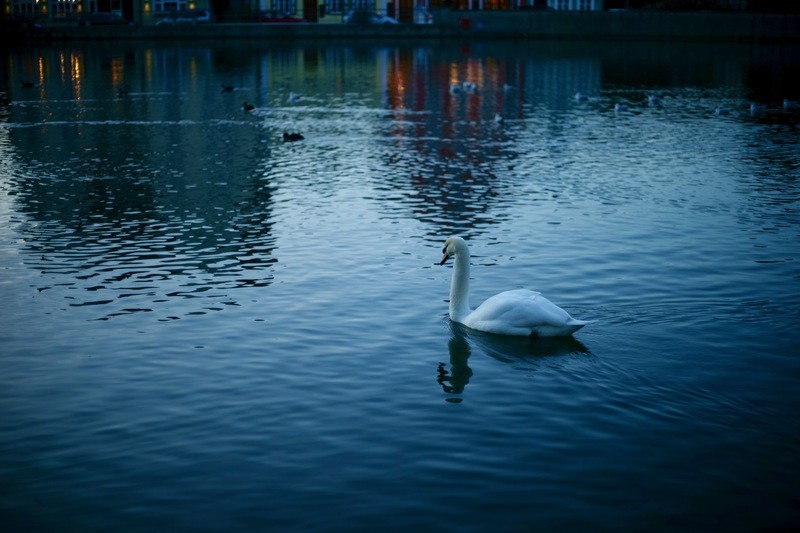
(439, 245, 450, 266)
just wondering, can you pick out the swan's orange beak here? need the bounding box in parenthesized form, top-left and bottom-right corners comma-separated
(439, 252, 450, 266)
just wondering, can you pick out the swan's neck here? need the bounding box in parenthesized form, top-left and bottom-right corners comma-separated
(449, 252, 472, 322)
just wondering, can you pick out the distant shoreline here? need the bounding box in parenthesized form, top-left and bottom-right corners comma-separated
(7, 10, 800, 44)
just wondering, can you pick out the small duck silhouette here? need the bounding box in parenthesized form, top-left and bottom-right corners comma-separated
(283, 132, 304, 142)
(21, 81, 35, 88)
(243, 102, 255, 112)
(221, 84, 234, 92)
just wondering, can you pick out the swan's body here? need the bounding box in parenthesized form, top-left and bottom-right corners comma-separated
(440, 236, 588, 337)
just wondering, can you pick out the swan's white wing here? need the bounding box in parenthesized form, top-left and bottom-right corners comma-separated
(464, 289, 585, 337)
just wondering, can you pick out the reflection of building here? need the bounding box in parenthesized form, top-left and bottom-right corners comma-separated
(4, 45, 278, 319)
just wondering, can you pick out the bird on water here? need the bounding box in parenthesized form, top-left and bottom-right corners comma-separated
(439, 236, 589, 338)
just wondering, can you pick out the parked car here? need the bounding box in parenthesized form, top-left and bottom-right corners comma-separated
(79, 11, 128, 26)
(156, 9, 211, 25)
(260, 10, 304, 23)
(343, 10, 398, 25)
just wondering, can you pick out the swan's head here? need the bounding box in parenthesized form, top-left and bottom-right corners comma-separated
(440, 236, 467, 266)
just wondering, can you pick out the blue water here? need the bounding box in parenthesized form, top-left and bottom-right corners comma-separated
(1, 40, 799, 530)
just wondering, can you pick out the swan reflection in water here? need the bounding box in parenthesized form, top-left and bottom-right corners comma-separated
(437, 322, 590, 402)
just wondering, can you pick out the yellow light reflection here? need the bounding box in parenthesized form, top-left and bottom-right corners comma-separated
(70, 52, 83, 100)
(145, 50, 153, 86)
(37, 56, 46, 90)
(111, 57, 124, 88)
(59, 51, 67, 82)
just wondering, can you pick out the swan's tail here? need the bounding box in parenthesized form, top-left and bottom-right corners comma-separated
(566, 319, 592, 334)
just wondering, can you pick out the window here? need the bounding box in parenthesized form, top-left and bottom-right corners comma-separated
(327, 0, 344, 14)
(12, 0, 37, 16)
(49, 0, 79, 18)
(154, 0, 188, 13)
(272, 0, 297, 15)
(328, 0, 375, 15)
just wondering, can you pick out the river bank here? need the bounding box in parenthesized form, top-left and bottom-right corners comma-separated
(5, 10, 800, 43)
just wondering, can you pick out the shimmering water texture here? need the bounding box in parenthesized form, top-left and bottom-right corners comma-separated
(1, 41, 799, 530)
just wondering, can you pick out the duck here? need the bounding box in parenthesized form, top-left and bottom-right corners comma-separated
(242, 102, 255, 112)
(439, 236, 589, 337)
(493, 113, 504, 123)
(221, 83, 234, 92)
(283, 132, 304, 142)
(574, 92, 589, 102)
(20, 81, 35, 88)
(614, 102, 628, 113)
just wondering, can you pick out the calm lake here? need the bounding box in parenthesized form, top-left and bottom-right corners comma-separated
(1, 38, 799, 530)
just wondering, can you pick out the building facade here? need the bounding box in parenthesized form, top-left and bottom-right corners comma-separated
(4, 0, 211, 23)
(2, 0, 602, 23)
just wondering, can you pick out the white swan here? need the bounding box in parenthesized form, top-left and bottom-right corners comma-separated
(439, 237, 589, 337)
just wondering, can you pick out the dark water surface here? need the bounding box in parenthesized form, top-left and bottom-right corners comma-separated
(1, 40, 799, 530)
